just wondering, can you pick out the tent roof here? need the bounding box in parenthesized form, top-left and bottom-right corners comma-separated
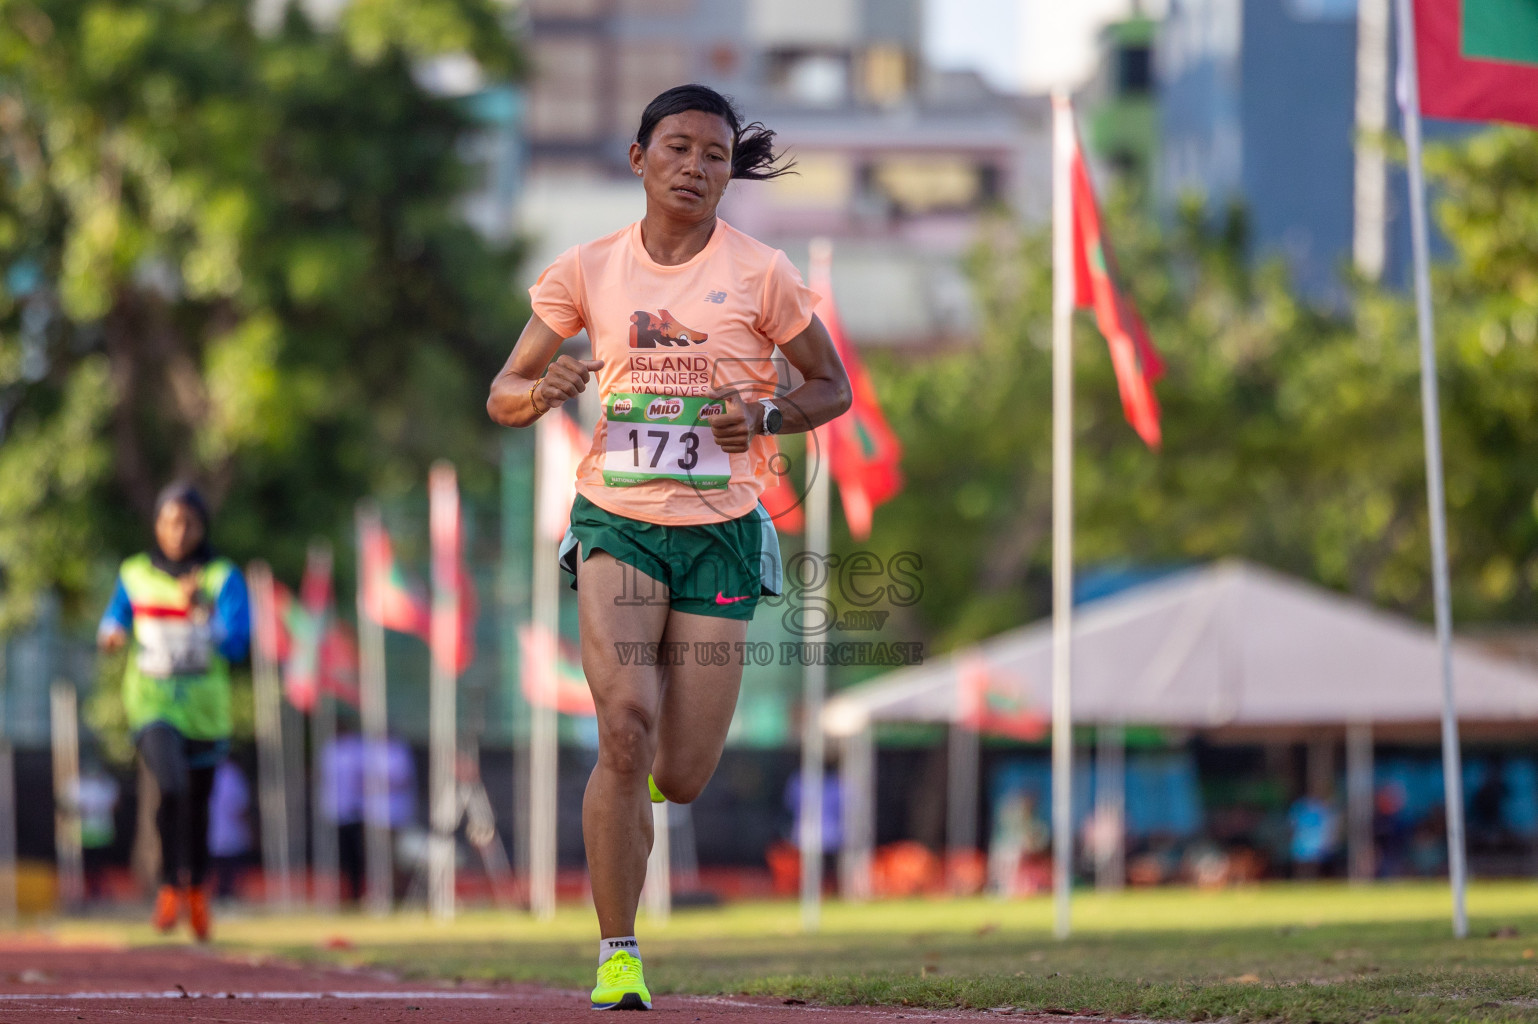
(822, 560, 1538, 736)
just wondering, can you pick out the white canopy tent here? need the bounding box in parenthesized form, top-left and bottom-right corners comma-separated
(823, 561, 1538, 896)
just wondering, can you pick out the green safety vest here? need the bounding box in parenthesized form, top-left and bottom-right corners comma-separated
(118, 553, 235, 741)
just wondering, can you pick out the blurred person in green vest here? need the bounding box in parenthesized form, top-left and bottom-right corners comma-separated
(97, 482, 249, 942)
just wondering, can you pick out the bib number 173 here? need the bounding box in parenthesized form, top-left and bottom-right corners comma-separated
(602, 393, 730, 489)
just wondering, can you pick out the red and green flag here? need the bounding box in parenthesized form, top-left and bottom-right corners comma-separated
(429, 462, 476, 677)
(360, 515, 431, 639)
(958, 653, 1047, 742)
(758, 461, 805, 533)
(279, 550, 360, 712)
(809, 246, 904, 542)
(518, 623, 594, 716)
(1415, 0, 1538, 127)
(1070, 132, 1165, 449)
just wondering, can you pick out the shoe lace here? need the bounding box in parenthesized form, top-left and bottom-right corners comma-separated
(600, 952, 642, 987)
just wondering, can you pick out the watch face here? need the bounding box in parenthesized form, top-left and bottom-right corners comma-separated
(764, 405, 783, 434)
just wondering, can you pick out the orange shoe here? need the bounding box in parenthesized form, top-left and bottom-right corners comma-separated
(151, 885, 181, 933)
(186, 887, 211, 943)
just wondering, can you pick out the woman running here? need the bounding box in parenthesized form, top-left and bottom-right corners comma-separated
(98, 483, 249, 941)
(488, 83, 851, 1010)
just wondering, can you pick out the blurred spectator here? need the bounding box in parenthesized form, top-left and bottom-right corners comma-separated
(77, 764, 120, 900)
(1373, 781, 1411, 878)
(784, 767, 843, 881)
(989, 789, 1048, 896)
(1409, 807, 1448, 876)
(1287, 794, 1340, 878)
(207, 761, 252, 902)
(321, 719, 417, 902)
(1470, 757, 1510, 846)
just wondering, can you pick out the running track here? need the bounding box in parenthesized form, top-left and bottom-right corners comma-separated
(0, 943, 1083, 1022)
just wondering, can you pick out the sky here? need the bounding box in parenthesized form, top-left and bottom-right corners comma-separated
(924, 0, 1161, 94)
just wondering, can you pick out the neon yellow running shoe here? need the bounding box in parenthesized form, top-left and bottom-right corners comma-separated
(647, 774, 665, 804)
(591, 950, 651, 1010)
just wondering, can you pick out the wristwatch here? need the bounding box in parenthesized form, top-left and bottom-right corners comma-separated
(758, 400, 783, 436)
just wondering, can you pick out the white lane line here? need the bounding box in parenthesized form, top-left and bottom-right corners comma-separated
(0, 991, 507, 1000)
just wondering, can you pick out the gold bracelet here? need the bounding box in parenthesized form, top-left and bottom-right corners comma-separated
(529, 377, 547, 416)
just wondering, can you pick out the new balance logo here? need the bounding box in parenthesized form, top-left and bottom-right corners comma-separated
(704, 290, 727, 304)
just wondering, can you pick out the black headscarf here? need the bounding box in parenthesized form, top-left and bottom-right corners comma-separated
(149, 481, 215, 577)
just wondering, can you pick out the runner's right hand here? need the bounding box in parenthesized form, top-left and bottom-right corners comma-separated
(536, 356, 605, 411)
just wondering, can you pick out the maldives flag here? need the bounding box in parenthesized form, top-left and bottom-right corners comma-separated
(958, 654, 1047, 742)
(536, 409, 588, 541)
(360, 514, 430, 638)
(283, 547, 361, 712)
(429, 462, 476, 676)
(808, 244, 903, 541)
(258, 578, 296, 669)
(283, 546, 331, 712)
(517, 623, 594, 716)
(758, 463, 805, 533)
(1070, 133, 1164, 449)
(1414, 0, 1538, 127)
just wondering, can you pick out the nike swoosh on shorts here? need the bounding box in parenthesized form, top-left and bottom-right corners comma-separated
(714, 592, 752, 605)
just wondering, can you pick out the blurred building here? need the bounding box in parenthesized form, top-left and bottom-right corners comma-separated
(1157, 0, 1363, 300)
(515, 0, 1049, 348)
(1080, 15, 1159, 184)
(1154, 0, 1465, 302)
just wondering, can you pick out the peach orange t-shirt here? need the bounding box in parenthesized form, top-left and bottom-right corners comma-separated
(529, 219, 815, 526)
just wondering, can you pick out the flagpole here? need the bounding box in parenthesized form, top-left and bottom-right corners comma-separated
(306, 541, 340, 912)
(1393, 0, 1467, 940)
(356, 503, 394, 916)
(800, 421, 831, 933)
(50, 682, 83, 910)
(1353, 0, 1391, 281)
(428, 462, 460, 922)
(247, 562, 293, 910)
(1049, 88, 1076, 941)
(529, 417, 560, 921)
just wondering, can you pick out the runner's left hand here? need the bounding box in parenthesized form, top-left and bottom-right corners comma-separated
(703, 387, 759, 454)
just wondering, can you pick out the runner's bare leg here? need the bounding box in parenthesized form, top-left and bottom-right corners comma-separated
(650, 611, 748, 804)
(579, 550, 670, 939)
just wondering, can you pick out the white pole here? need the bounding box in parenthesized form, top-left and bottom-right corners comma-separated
(355, 504, 394, 917)
(1353, 0, 1391, 280)
(529, 417, 560, 921)
(1347, 723, 1375, 883)
(281, 699, 308, 903)
(310, 694, 339, 911)
(837, 724, 875, 902)
(247, 562, 293, 910)
(641, 801, 671, 923)
(1049, 88, 1076, 941)
(50, 682, 83, 910)
(428, 463, 460, 922)
(799, 421, 832, 933)
(1393, 0, 1468, 940)
(1094, 723, 1125, 891)
(946, 721, 979, 881)
(307, 543, 339, 912)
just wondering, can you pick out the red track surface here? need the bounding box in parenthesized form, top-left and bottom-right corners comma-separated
(0, 941, 1073, 1023)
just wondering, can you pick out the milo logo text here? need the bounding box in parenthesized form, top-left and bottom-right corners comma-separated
(613, 398, 633, 415)
(646, 398, 684, 421)
(698, 402, 726, 418)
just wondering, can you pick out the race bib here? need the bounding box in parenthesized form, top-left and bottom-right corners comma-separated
(136, 617, 214, 678)
(602, 393, 731, 490)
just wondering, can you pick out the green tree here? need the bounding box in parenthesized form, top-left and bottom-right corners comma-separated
(0, 0, 525, 629)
